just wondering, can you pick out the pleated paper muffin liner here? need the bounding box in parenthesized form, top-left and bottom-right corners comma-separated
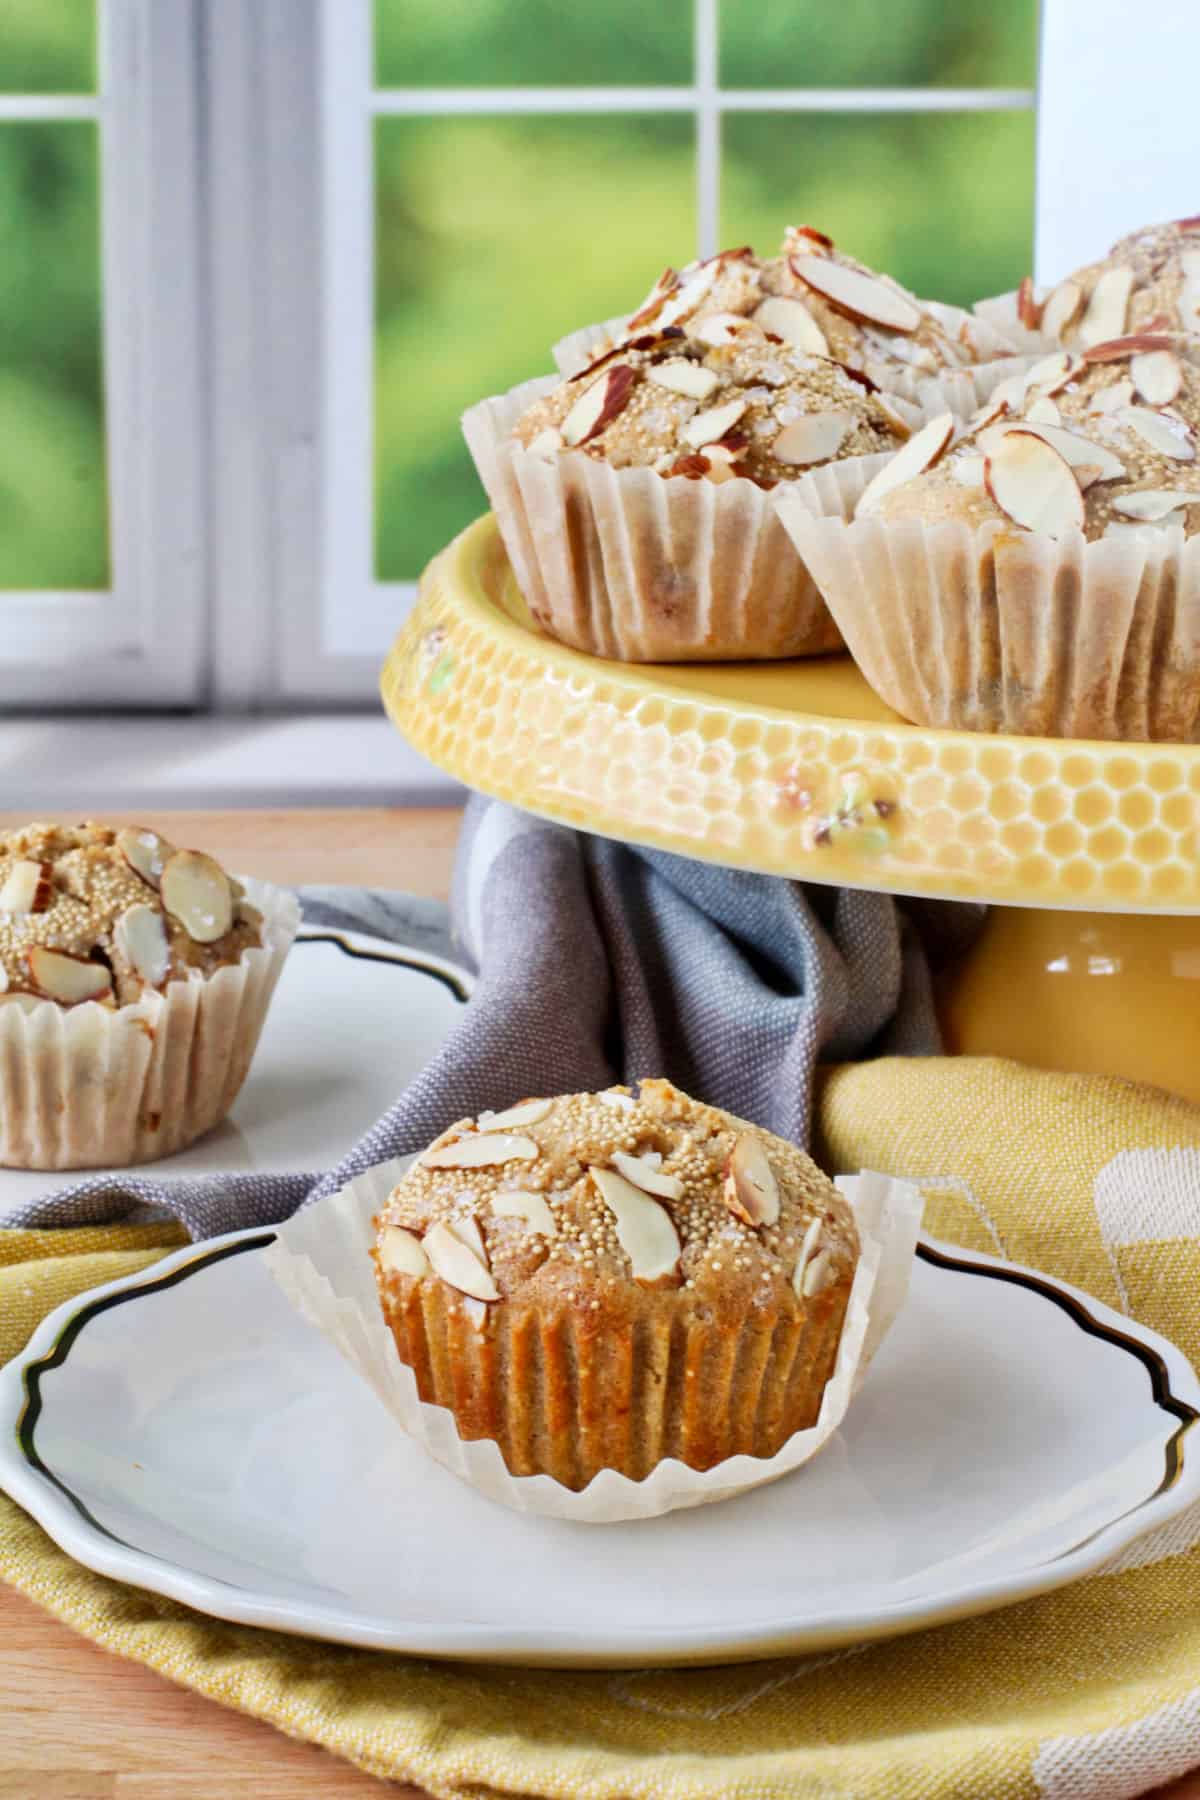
(0, 878, 300, 1170)
(552, 305, 1028, 423)
(774, 456, 1200, 741)
(263, 1158, 923, 1523)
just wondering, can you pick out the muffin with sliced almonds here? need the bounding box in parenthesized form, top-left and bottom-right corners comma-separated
(976, 215, 1200, 355)
(463, 308, 932, 661)
(555, 228, 1022, 414)
(0, 820, 299, 1168)
(775, 335, 1200, 739)
(372, 1079, 858, 1491)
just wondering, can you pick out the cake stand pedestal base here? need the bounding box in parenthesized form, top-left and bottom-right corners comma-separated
(938, 910, 1200, 1103)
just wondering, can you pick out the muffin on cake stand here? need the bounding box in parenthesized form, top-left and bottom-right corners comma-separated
(382, 514, 1200, 1105)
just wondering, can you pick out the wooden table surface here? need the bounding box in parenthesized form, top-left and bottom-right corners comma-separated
(0, 805, 1196, 1800)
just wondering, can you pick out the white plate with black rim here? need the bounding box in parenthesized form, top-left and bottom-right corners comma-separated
(0, 928, 472, 1221)
(1, 1219, 1197, 1669)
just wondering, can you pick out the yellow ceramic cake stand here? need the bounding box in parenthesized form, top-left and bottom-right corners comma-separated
(382, 515, 1200, 1103)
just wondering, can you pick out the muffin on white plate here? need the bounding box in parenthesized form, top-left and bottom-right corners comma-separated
(775, 336, 1200, 741)
(0, 820, 299, 1168)
(463, 295, 939, 663)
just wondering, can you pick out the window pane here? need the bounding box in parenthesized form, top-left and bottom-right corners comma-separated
(375, 115, 694, 583)
(0, 0, 95, 94)
(0, 123, 108, 587)
(374, 0, 693, 89)
(721, 0, 1038, 89)
(721, 111, 1034, 310)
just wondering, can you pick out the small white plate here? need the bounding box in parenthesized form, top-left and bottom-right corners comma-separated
(2, 1225, 1197, 1668)
(0, 929, 472, 1219)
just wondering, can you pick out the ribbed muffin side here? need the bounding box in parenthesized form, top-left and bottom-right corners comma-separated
(377, 1269, 851, 1491)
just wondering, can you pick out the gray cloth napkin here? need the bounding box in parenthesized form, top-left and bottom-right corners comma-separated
(4, 798, 982, 1236)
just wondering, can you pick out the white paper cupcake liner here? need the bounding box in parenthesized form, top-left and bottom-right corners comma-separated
(263, 1158, 923, 1523)
(973, 288, 1058, 357)
(0, 878, 300, 1170)
(774, 457, 1200, 741)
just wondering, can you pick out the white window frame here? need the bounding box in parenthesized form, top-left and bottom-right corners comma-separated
(0, 0, 206, 710)
(258, 0, 1035, 704)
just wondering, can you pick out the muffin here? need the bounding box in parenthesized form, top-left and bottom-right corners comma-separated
(0, 821, 299, 1168)
(775, 337, 1200, 739)
(976, 216, 1200, 354)
(372, 1079, 858, 1491)
(463, 308, 928, 662)
(556, 228, 1023, 414)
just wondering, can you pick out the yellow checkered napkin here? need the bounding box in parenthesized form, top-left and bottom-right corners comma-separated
(6, 1059, 1200, 1799)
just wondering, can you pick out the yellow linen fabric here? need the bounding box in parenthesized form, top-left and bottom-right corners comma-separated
(6, 1059, 1200, 1799)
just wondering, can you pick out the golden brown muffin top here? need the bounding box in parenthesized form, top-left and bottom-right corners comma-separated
(514, 320, 911, 491)
(580, 230, 1006, 390)
(866, 337, 1200, 543)
(1019, 218, 1200, 349)
(0, 820, 262, 1008)
(374, 1078, 857, 1327)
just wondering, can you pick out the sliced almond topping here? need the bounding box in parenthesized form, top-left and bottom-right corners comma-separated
(1024, 395, 1061, 426)
(683, 397, 747, 450)
(423, 1131, 539, 1169)
(802, 1247, 836, 1298)
(1119, 406, 1197, 462)
(1111, 489, 1199, 521)
(611, 1148, 684, 1200)
(791, 1215, 823, 1297)
(1083, 332, 1177, 363)
(626, 264, 679, 331)
(655, 261, 719, 331)
(1025, 351, 1084, 398)
(968, 394, 1012, 437)
(491, 1190, 557, 1235)
(685, 310, 751, 348)
(1017, 275, 1041, 330)
(1041, 279, 1083, 342)
(477, 1097, 553, 1132)
(723, 1134, 781, 1228)
(646, 358, 720, 401)
(26, 946, 113, 1007)
(984, 430, 1085, 535)
(378, 1225, 431, 1279)
(753, 295, 829, 356)
(1077, 268, 1133, 350)
(855, 412, 955, 516)
(875, 395, 914, 441)
(0, 859, 52, 914)
(424, 1219, 499, 1303)
(790, 254, 921, 334)
(951, 455, 986, 488)
(1088, 379, 1135, 415)
(589, 1166, 681, 1282)
(117, 826, 172, 890)
(561, 365, 638, 447)
(1015, 422, 1125, 488)
(160, 850, 233, 945)
(1178, 251, 1200, 333)
(597, 1088, 635, 1111)
(1131, 349, 1183, 407)
(447, 1214, 487, 1261)
(772, 410, 854, 467)
(114, 903, 170, 989)
(527, 427, 563, 457)
(785, 223, 834, 256)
